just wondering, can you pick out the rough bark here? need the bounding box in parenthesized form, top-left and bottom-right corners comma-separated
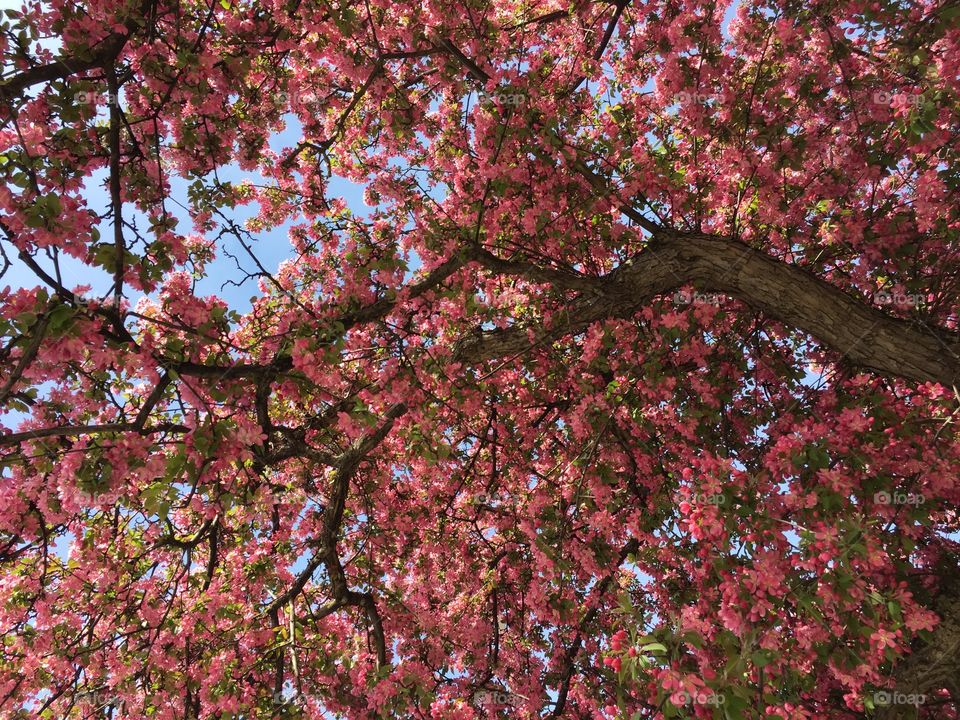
(875, 557, 960, 718)
(459, 233, 960, 387)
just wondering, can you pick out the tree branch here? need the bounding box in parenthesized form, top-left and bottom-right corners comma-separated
(264, 404, 406, 666)
(459, 232, 960, 387)
(0, 421, 188, 448)
(550, 539, 639, 717)
(0, 36, 126, 101)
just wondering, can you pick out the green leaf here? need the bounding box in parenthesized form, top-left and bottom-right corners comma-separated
(640, 642, 668, 654)
(723, 695, 749, 720)
(142, 484, 170, 519)
(46, 304, 75, 334)
(751, 649, 774, 667)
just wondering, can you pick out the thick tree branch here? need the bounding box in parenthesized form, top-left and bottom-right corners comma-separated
(438, 33, 959, 386)
(0, 36, 126, 101)
(459, 233, 960, 387)
(877, 561, 960, 717)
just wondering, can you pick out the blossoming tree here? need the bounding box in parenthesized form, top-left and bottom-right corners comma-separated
(1, 0, 959, 717)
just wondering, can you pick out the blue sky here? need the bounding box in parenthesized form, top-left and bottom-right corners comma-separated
(2, 115, 371, 310)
